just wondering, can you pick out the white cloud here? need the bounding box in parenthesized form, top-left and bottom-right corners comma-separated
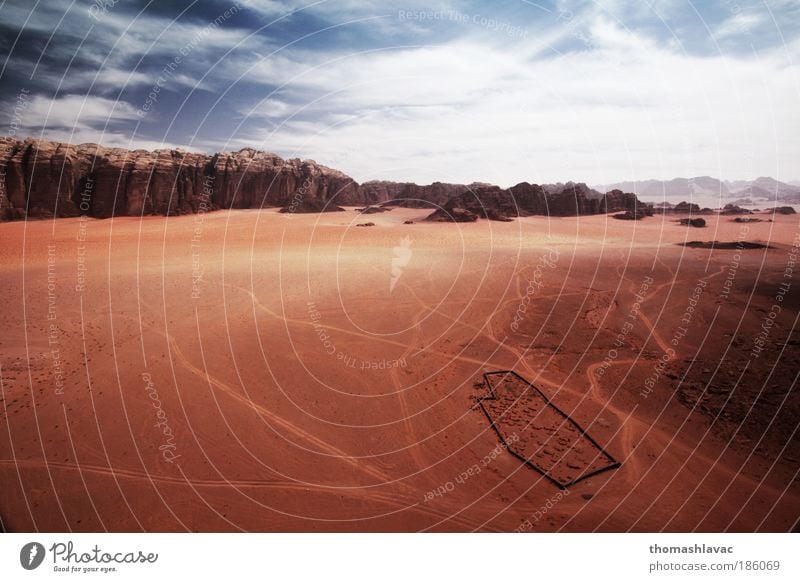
(62, 68, 152, 90)
(24, 94, 139, 128)
(555, 0, 683, 21)
(7, 94, 179, 150)
(7, 0, 799, 184)
(714, 12, 766, 40)
(226, 18, 800, 185)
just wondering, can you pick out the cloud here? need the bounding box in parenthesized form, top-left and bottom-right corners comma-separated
(714, 11, 767, 40)
(61, 68, 153, 90)
(24, 94, 139, 128)
(229, 17, 800, 185)
(5, 94, 178, 150)
(1, 0, 257, 94)
(2, 0, 798, 183)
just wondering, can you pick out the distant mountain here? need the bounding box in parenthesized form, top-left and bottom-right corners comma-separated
(595, 176, 728, 199)
(726, 177, 800, 202)
(725, 179, 751, 192)
(596, 176, 800, 203)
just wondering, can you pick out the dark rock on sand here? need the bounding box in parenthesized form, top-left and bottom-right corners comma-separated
(427, 207, 479, 222)
(678, 218, 706, 227)
(671, 201, 702, 213)
(720, 203, 752, 215)
(427, 184, 647, 222)
(679, 241, 771, 250)
(357, 206, 391, 214)
(613, 209, 649, 220)
(280, 198, 345, 213)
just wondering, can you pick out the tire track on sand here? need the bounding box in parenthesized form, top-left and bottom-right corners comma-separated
(165, 330, 497, 531)
(0, 459, 477, 526)
(165, 332, 392, 485)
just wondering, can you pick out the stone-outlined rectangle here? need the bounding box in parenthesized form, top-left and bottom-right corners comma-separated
(478, 371, 620, 488)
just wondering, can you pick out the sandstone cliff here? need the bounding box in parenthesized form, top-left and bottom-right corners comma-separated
(0, 137, 646, 221)
(358, 180, 495, 208)
(0, 137, 361, 219)
(426, 184, 645, 221)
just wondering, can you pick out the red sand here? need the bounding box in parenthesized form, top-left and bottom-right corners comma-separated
(1, 209, 798, 531)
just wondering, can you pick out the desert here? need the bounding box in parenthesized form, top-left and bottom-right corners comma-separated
(1, 0, 799, 545)
(1, 205, 797, 531)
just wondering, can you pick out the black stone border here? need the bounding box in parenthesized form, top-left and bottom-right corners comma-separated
(478, 370, 621, 489)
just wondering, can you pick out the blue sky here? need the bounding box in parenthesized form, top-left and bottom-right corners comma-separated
(1, 0, 798, 185)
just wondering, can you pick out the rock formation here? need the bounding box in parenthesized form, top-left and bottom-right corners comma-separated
(666, 201, 707, 214)
(613, 209, 648, 220)
(0, 137, 360, 219)
(426, 207, 480, 222)
(678, 218, 707, 227)
(426, 185, 647, 222)
(0, 137, 649, 222)
(680, 241, 771, 250)
(720, 203, 752, 215)
(357, 206, 391, 214)
(360, 181, 488, 208)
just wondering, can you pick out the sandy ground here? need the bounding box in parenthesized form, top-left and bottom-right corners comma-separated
(0, 207, 798, 532)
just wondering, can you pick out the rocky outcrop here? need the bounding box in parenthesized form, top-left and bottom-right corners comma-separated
(427, 184, 647, 221)
(541, 181, 603, 198)
(680, 241, 771, 250)
(279, 198, 345, 213)
(613, 209, 648, 220)
(667, 201, 703, 214)
(720, 204, 751, 215)
(357, 206, 391, 214)
(0, 137, 648, 222)
(360, 180, 489, 208)
(0, 137, 361, 219)
(426, 207, 480, 222)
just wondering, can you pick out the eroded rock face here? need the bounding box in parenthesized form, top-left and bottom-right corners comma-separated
(426, 207, 479, 222)
(359, 181, 484, 208)
(427, 184, 646, 221)
(0, 137, 647, 221)
(0, 138, 361, 219)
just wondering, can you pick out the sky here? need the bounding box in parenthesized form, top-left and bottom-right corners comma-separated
(1, 0, 798, 186)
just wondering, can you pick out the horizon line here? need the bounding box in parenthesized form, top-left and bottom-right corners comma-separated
(3, 134, 799, 189)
